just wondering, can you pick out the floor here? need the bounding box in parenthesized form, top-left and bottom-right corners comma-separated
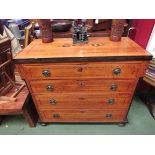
(0, 97, 155, 135)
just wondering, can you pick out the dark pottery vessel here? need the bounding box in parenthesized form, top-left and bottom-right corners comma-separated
(51, 20, 72, 32)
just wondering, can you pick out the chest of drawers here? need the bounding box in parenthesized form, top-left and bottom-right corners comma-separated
(14, 37, 152, 126)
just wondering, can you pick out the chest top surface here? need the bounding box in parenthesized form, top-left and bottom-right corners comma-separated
(14, 37, 152, 63)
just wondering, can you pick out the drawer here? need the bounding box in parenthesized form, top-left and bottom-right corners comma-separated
(30, 79, 137, 94)
(34, 93, 131, 110)
(22, 62, 140, 79)
(39, 109, 127, 122)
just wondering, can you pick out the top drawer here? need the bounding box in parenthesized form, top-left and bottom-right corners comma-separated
(21, 62, 140, 79)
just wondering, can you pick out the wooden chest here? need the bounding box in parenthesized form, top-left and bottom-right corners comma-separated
(14, 37, 152, 125)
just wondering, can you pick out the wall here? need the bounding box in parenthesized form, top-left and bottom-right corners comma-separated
(129, 19, 155, 49)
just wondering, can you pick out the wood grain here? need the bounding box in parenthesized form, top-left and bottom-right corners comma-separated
(39, 109, 127, 122)
(14, 37, 152, 63)
(20, 61, 144, 80)
(34, 93, 132, 110)
(14, 37, 152, 124)
(29, 79, 137, 94)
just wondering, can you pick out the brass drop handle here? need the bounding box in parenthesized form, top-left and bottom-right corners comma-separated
(46, 85, 54, 91)
(108, 98, 115, 105)
(53, 114, 60, 118)
(105, 114, 112, 118)
(42, 70, 51, 77)
(49, 99, 57, 105)
(113, 67, 121, 75)
(111, 84, 118, 91)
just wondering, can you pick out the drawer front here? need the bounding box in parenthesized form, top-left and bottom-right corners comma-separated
(30, 79, 136, 94)
(22, 62, 139, 79)
(39, 109, 127, 122)
(34, 93, 131, 110)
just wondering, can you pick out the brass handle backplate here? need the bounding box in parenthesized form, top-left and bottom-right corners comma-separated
(49, 99, 57, 105)
(108, 98, 115, 104)
(46, 85, 54, 91)
(111, 84, 118, 91)
(113, 67, 121, 75)
(105, 114, 112, 118)
(42, 70, 51, 77)
(53, 114, 60, 118)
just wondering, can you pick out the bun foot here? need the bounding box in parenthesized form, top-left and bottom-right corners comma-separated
(118, 123, 126, 127)
(39, 122, 48, 126)
(0, 116, 3, 125)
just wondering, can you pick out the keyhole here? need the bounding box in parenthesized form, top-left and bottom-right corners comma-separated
(77, 67, 83, 72)
(79, 81, 85, 87)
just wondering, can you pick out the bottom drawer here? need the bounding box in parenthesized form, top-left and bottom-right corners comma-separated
(39, 109, 127, 122)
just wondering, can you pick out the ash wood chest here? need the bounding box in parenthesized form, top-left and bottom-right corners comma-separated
(14, 37, 152, 125)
